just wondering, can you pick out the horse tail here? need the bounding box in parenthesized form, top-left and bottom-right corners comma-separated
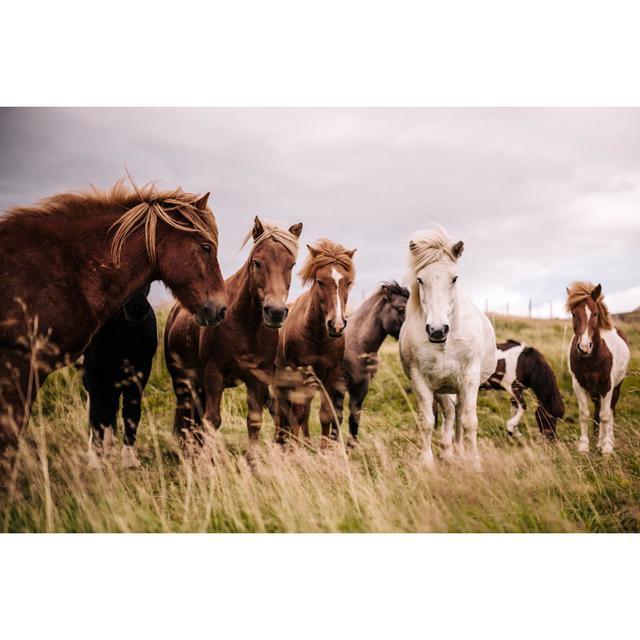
(519, 347, 565, 418)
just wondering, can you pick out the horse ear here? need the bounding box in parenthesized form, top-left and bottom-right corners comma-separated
(409, 240, 419, 253)
(253, 216, 265, 240)
(288, 222, 303, 238)
(451, 240, 464, 259)
(306, 243, 320, 257)
(346, 248, 357, 258)
(591, 283, 602, 301)
(381, 285, 390, 300)
(195, 192, 210, 210)
(566, 287, 570, 295)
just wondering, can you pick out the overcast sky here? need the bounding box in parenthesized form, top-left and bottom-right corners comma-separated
(1, 108, 638, 316)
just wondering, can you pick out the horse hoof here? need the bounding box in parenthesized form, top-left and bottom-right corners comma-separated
(601, 445, 614, 456)
(421, 451, 435, 469)
(103, 427, 116, 457)
(441, 447, 455, 462)
(87, 448, 102, 470)
(346, 436, 359, 450)
(577, 442, 590, 454)
(121, 445, 141, 469)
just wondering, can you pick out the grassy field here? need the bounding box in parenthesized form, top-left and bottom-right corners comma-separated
(1, 312, 639, 533)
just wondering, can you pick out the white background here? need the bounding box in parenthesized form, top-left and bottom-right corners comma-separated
(2, 1, 640, 638)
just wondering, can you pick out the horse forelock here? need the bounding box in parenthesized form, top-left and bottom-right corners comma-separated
(240, 219, 300, 258)
(299, 238, 356, 285)
(565, 280, 613, 330)
(408, 226, 458, 274)
(381, 280, 410, 298)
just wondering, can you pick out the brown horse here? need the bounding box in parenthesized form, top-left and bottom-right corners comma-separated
(165, 217, 302, 447)
(0, 181, 227, 472)
(566, 282, 630, 454)
(334, 281, 409, 443)
(273, 239, 356, 443)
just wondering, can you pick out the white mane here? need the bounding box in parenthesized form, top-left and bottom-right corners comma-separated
(408, 225, 458, 273)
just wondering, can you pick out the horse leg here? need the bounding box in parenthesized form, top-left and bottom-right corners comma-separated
(598, 390, 615, 454)
(121, 387, 143, 469)
(457, 378, 481, 470)
(410, 368, 436, 468)
(506, 383, 525, 438)
(319, 373, 343, 442)
(0, 352, 36, 481)
(592, 395, 602, 446)
(202, 365, 224, 434)
(87, 387, 119, 466)
(246, 380, 268, 446)
(347, 381, 368, 445)
(572, 377, 591, 453)
(436, 394, 456, 460)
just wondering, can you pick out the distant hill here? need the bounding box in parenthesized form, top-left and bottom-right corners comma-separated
(615, 306, 640, 324)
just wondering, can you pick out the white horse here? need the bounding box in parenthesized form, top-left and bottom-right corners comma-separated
(399, 226, 496, 468)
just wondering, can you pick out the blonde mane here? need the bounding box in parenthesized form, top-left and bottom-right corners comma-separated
(299, 238, 356, 285)
(4, 179, 218, 268)
(240, 218, 300, 257)
(407, 225, 459, 273)
(565, 281, 613, 330)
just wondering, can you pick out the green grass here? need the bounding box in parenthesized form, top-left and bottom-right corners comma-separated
(1, 312, 639, 532)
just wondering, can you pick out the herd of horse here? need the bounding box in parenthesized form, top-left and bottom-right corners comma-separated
(0, 181, 632, 480)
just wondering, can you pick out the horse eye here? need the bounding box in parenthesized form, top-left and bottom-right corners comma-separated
(317, 280, 325, 288)
(452, 276, 458, 284)
(201, 243, 212, 254)
(253, 260, 261, 269)
(417, 277, 423, 285)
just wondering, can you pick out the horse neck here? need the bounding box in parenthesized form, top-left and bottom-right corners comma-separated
(301, 286, 327, 342)
(79, 211, 156, 320)
(226, 260, 261, 324)
(350, 292, 387, 353)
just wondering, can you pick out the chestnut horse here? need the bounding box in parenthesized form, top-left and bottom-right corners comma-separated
(273, 239, 356, 443)
(0, 181, 226, 474)
(566, 282, 630, 454)
(165, 217, 302, 448)
(334, 281, 409, 443)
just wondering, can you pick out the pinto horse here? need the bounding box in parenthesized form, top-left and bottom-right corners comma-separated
(482, 340, 564, 439)
(165, 217, 302, 448)
(334, 281, 409, 443)
(0, 181, 226, 474)
(273, 239, 356, 443)
(399, 226, 496, 468)
(82, 286, 158, 468)
(566, 282, 630, 454)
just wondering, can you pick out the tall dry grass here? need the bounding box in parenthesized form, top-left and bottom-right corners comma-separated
(1, 313, 638, 532)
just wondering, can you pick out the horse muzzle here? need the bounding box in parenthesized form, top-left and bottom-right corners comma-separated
(576, 342, 593, 357)
(327, 319, 346, 338)
(426, 323, 449, 343)
(196, 301, 227, 327)
(263, 305, 288, 329)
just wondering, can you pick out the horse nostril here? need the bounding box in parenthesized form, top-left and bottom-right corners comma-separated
(218, 306, 226, 321)
(442, 324, 449, 335)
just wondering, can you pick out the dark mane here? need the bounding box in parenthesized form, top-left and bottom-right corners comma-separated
(381, 280, 410, 298)
(517, 347, 564, 419)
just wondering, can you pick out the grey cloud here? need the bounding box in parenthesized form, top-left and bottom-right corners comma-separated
(1, 108, 638, 313)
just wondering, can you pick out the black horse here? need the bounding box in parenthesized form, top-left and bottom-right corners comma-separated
(83, 286, 157, 468)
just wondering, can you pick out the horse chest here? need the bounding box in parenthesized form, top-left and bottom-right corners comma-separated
(570, 343, 612, 397)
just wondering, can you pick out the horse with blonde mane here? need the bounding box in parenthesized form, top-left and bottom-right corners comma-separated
(566, 281, 629, 454)
(399, 226, 495, 468)
(0, 181, 227, 476)
(273, 239, 356, 443)
(165, 217, 302, 448)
